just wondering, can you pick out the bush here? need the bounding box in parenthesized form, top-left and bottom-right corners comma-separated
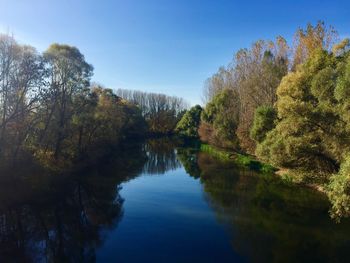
(327, 154, 350, 221)
(255, 128, 289, 167)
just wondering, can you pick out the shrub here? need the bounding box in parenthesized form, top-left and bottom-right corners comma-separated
(327, 154, 350, 221)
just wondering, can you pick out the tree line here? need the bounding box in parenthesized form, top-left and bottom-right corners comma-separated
(116, 88, 188, 135)
(0, 34, 188, 163)
(175, 21, 350, 218)
(198, 21, 338, 152)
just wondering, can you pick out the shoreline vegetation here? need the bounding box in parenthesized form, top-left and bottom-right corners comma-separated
(0, 34, 188, 171)
(1, 21, 350, 221)
(200, 143, 275, 174)
(199, 142, 326, 193)
(175, 21, 350, 221)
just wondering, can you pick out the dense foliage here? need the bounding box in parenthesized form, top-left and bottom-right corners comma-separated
(327, 154, 350, 220)
(250, 106, 277, 143)
(199, 89, 240, 149)
(203, 38, 289, 151)
(202, 21, 336, 153)
(3, 21, 350, 219)
(198, 22, 350, 218)
(255, 45, 350, 219)
(175, 105, 202, 138)
(0, 35, 184, 164)
(256, 49, 347, 172)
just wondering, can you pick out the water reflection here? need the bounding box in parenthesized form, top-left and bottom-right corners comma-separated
(0, 138, 185, 262)
(178, 151, 350, 263)
(176, 147, 201, 179)
(0, 144, 146, 263)
(142, 138, 182, 174)
(1, 139, 350, 262)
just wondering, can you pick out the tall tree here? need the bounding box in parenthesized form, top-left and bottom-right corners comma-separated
(292, 21, 338, 69)
(0, 35, 45, 156)
(202, 37, 288, 152)
(41, 44, 93, 158)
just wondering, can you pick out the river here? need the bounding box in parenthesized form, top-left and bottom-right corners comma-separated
(0, 138, 349, 262)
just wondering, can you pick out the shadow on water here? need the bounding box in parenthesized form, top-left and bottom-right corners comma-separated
(0, 138, 186, 262)
(2, 138, 350, 262)
(0, 142, 147, 263)
(177, 148, 350, 263)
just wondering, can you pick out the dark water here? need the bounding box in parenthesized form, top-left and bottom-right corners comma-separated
(1, 138, 350, 263)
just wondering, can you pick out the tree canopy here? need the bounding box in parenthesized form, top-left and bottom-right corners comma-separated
(0, 35, 184, 165)
(175, 105, 202, 138)
(199, 89, 240, 149)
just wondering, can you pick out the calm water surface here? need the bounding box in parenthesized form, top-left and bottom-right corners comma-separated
(97, 168, 242, 263)
(1, 138, 350, 262)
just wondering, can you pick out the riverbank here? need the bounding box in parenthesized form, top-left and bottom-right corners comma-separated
(200, 143, 275, 173)
(199, 143, 328, 193)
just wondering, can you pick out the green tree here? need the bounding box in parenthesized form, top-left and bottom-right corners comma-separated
(200, 89, 240, 149)
(257, 48, 349, 173)
(175, 105, 202, 138)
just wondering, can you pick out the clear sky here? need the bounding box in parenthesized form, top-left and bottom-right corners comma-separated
(1, 0, 349, 105)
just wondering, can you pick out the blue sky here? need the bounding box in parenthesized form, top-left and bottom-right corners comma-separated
(1, 0, 349, 105)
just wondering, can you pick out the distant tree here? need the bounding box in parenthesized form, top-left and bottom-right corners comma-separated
(175, 105, 202, 138)
(116, 89, 189, 135)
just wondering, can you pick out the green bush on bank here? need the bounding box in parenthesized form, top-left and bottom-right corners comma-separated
(200, 143, 275, 174)
(200, 144, 231, 161)
(327, 154, 350, 221)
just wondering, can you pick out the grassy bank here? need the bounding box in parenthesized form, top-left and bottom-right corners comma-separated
(199, 143, 275, 174)
(199, 143, 332, 199)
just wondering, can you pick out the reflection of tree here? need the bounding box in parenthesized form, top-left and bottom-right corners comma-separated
(183, 151, 350, 263)
(176, 148, 201, 178)
(0, 143, 146, 262)
(142, 138, 182, 174)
